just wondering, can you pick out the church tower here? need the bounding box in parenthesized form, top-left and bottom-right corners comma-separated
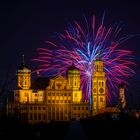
(66, 64, 82, 103)
(92, 52, 106, 115)
(17, 55, 31, 90)
(119, 82, 126, 111)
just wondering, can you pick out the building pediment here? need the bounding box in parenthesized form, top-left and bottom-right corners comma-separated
(47, 75, 68, 90)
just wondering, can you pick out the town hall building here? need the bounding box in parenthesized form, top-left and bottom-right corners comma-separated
(7, 53, 119, 124)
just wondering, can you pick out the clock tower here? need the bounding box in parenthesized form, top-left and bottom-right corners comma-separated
(92, 52, 106, 115)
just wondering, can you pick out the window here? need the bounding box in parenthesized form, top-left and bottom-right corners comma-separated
(74, 107, 76, 110)
(100, 97, 103, 102)
(35, 94, 37, 97)
(57, 100, 59, 103)
(38, 113, 41, 120)
(102, 82, 104, 86)
(64, 93, 67, 96)
(43, 107, 45, 110)
(65, 101, 67, 103)
(78, 107, 80, 110)
(38, 107, 41, 110)
(61, 100, 63, 103)
(69, 101, 71, 103)
(30, 107, 32, 110)
(34, 107, 37, 110)
(35, 99, 38, 102)
(30, 114, 32, 120)
(86, 107, 88, 110)
(34, 113, 37, 120)
(43, 114, 45, 120)
(82, 107, 84, 110)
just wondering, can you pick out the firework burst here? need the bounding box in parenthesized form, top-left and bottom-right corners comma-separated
(33, 15, 136, 102)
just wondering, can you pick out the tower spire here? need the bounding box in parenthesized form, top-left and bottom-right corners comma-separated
(22, 54, 25, 66)
(97, 51, 101, 60)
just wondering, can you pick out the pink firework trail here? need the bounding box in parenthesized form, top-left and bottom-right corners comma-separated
(33, 15, 136, 103)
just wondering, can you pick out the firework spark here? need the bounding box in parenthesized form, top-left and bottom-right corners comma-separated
(33, 15, 136, 102)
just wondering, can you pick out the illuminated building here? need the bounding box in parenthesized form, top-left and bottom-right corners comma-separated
(7, 53, 118, 124)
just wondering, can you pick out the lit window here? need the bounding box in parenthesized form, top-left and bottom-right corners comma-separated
(100, 97, 103, 102)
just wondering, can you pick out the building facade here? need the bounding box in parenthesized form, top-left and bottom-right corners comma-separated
(7, 53, 114, 124)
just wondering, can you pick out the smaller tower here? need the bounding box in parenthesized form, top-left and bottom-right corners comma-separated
(119, 82, 126, 110)
(17, 55, 31, 89)
(66, 64, 82, 103)
(66, 64, 80, 90)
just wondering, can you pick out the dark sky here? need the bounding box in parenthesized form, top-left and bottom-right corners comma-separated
(0, 0, 140, 106)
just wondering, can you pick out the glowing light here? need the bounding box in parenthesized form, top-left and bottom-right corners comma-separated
(33, 15, 136, 103)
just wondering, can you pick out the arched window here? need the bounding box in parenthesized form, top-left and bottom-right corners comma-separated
(102, 82, 104, 86)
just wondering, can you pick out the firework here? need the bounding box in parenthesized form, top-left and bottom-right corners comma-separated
(33, 15, 136, 103)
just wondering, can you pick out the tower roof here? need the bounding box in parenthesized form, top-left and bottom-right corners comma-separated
(66, 63, 80, 74)
(68, 63, 79, 71)
(18, 54, 30, 70)
(96, 51, 102, 61)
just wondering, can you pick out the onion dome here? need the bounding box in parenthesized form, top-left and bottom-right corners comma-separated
(66, 63, 80, 74)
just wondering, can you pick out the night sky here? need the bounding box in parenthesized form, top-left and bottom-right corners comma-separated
(0, 0, 140, 106)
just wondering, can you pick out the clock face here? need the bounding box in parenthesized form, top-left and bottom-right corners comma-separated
(93, 88, 96, 93)
(99, 88, 104, 93)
